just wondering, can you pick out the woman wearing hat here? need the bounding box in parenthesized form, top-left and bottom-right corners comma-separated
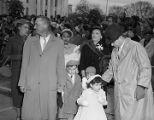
(61, 29, 80, 67)
(102, 24, 154, 120)
(4, 19, 30, 120)
(80, 26, 110, 77)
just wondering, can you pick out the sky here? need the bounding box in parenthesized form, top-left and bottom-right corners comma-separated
(68, 0, 154, 13)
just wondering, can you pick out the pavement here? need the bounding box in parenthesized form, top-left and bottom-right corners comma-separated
(0, 75, 16, 120)
(0, 73, 154, 120)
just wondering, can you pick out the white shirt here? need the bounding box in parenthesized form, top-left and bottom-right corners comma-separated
(68, 74, 75, 85)
(118, 41, 125, 55)
(40, 34, 51, 51)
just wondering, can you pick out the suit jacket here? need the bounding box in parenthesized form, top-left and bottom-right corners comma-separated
(59, 74, 82, 118)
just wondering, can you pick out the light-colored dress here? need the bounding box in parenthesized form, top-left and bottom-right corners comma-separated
(64, 43, 80, 66)
(74, 89, 107, 120)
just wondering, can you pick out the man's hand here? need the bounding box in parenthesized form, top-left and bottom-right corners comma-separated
(135, 85, 146, 101)
(20, 86, 26, 93)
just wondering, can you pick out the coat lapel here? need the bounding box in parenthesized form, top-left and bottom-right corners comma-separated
(66, 74, 78, 86)
(33, 33, 56, 56)
(118, 38, 132, 64)
(33, 35, 42, 56)
(66, 74, 72, 85)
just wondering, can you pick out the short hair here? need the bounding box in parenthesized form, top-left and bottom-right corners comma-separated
(85, 66, 96, 74)
(36, 15, 51, 31)
(87, 76, 103, 88)
(37, 15, 51, 25)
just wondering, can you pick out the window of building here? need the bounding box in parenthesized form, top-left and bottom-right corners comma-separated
(55, 11, 57, 17)
(55, 0, 57, 7)
(45, 9, 47, 16)
(26, 7, 29, 15)
(36, 8, 37, 14)
(46, 0, 48, 6)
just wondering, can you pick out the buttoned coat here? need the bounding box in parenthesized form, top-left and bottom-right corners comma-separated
(59, 74, 82, 118)
(18, 34, 66, 120)
(102, 38, 154, 120)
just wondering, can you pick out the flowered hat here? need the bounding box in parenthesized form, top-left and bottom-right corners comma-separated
(87, 74, 102, 83)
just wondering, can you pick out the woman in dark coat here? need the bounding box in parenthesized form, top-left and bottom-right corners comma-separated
(79, 26, 110, 77)
(4, 19, 30, 120)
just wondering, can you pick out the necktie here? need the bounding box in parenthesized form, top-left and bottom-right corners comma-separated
(43, 38, 47, 50)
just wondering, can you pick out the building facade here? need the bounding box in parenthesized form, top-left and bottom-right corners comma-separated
(0, 0, 68, 18)
(22, 0, 68, 17)
(0, 0, 8, 15)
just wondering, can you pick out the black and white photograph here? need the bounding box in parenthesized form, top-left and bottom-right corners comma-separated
(0, 0, 154, 120)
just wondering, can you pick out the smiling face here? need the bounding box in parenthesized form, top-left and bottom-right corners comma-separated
(92, 29, 102, 44)
(62, 32, 71, 44)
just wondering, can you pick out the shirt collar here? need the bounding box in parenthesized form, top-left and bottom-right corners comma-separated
(118, 40, 125, 54)
(40, 34, 51, 43)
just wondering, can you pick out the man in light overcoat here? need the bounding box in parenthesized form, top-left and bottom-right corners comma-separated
(18, 16, 66, 120)
(102, 24, 154, 120)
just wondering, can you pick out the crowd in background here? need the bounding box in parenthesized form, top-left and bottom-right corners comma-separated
(0, 13, 154, 120)
(0, 14, 154, 53)
(0, 14, 154, 75)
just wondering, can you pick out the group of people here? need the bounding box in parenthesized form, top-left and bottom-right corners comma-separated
(1, 13, 154, 120)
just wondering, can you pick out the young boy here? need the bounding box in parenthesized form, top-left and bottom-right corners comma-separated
(58, 60, 82, 120)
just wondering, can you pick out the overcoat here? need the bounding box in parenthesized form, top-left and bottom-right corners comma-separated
(4, 34, 26, 107)
(79, 40, 109, 74)
(59, 74, 82, 118)
(18, 34, 66, 120)
(102, 38, 154, 120)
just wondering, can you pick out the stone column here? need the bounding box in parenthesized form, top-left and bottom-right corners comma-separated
(56, 0, 61, 16)
(51, 0, 55, 17)
(0, 1, 2, 15)
(47, 0, 51, 18)
(65, 0, 68, 16)
(42, 0, 46, 15)
(37, 0, 41, 15)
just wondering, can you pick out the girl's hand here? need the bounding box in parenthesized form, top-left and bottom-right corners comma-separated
(98, 96, 107, 105)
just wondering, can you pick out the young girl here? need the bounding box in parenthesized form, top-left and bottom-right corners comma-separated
(74, 75, 107, 120)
